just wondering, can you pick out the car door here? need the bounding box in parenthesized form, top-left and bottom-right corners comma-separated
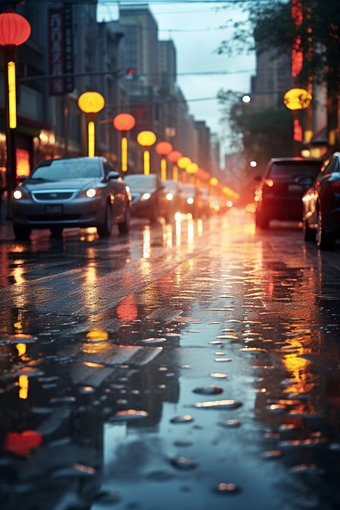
(103, 160, 126, 221)
(314, 157, 338, 220)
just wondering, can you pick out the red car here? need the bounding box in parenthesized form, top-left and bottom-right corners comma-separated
(255, 158, 322, 229)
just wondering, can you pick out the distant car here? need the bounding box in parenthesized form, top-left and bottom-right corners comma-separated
(164, 179, 182, 218)
(124, 174, 170, 223)
(302, 153, 340, 250)
(255, 157, 322, 229)
(199, 188, 210, 218)
(11, 157, 131, 240)
(178, 183, 203, 218)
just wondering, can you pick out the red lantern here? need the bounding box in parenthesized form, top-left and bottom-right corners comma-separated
(168, 150, 182, 163)
(0, 11, 31, 47)
(113, 113, 136, 132)
(155, 141, 173, 156)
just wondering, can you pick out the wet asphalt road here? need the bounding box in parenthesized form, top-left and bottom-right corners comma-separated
(0, 210, 340, 510)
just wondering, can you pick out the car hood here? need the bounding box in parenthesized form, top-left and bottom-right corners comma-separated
(24, 178, 100, 192)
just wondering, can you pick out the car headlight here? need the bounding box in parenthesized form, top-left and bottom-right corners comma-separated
(140, 192, 151, 201)
(13, 189, 28, 200)
(166, 193, 173, 201)
(85, 188, 97, 198)
(187, 197, 194, 205)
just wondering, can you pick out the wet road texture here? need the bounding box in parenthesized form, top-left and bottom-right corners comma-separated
(0, 210, 340, 510)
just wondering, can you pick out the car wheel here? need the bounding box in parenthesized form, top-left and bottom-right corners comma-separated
(303, 218, 315, 242)
(118, 205, 131, 234)
(316, 210, 335, 250)
(13, 224, 31, 240)
(259, 212, 270, 229)
(50, 226, 63, 236)
(97, 201, 112, 238)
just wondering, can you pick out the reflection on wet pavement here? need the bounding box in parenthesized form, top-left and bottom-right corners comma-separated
(0, 211, 339, 509)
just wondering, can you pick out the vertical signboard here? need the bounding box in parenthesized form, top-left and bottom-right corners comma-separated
(49, 9, 64, 95)
(64, 3, 74, 93)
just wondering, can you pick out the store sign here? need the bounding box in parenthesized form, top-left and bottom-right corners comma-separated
(64, 3, 74, 93)
(49, 5, 74, 95)
(49, 8, 64, 95)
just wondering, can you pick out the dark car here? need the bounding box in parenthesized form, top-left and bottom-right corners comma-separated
(255, 157, 322, 229)
(124, 174, 170, 223)
(303, 153, 340, 250)
(11, 157, 131, 239)
(178, 183, 203, 218)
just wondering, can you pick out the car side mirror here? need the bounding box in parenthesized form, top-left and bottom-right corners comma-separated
(18, 176, 26, 184)
(298, 176, 313, 187)
(254, 175, 262, 183)
(107, 171, 120, 180)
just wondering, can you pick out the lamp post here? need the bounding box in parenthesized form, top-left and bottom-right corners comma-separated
(137, 131, 156, 175)
(168, 150, 182, 181)
(155, 141, 173, 180)
(283, 88, 312, 156)
(177, 157, 191, 184)
(78, 92, 105, 157)
(186, 162, 198, 185)
(0, 10, 31, 218)
(113, 113, 136, 172)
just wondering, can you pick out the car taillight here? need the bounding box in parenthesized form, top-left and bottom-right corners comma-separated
(265, 179, 274, 187)
(330, 181, 340, 193)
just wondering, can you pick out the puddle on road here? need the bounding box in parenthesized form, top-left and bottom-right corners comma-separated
(0, 217, 340, 509)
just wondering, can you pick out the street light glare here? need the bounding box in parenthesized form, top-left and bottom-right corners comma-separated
(242, 95, 251, 103)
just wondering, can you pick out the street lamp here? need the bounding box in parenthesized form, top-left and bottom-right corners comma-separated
(177, 157, 191, 183)
(168, 150, 182, 181)
(113, 113, 136, 172)
(155, 141, 173, 181)
(186, 162, 198, 185)
(137, 131, 156, 175)
(0, 10, 31, 216)
(78, 91, 105, 157)
(283, 88, 312, 155)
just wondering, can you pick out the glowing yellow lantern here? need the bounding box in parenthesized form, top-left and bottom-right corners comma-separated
(210, 177, 219, 186)
(137, 131, 156, 175)
(283, 88, 312, 110)
(78, 91, 105, 157)
(186, 163, 198, 174)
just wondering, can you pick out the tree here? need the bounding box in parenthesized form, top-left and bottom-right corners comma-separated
(217, 1, 340, 94)
(218, 90, 293, 170)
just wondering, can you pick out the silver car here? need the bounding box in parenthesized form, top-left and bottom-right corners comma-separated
(12, 157, 131, 239)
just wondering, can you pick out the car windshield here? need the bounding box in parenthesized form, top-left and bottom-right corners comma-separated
(269, 162, 321, 179)
(29, 159, 102, 181)
(124, 175, 157, 192)
(164, 181, 178, 193)
(179, 184, 195, 195)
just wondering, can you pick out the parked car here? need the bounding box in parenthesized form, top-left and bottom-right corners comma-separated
(124, 174, 171, 223)
(178, 183, 203, 218)
(302, 153, 340, 250)
(255, 157, 322, 229)
(11, 157, 131, 239)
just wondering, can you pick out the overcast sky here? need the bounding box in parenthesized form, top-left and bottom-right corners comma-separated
(97, 1, 255, 151)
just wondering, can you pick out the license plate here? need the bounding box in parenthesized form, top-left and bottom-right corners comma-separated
(45, 205, 63, 215)
(288, 185, 303, 193)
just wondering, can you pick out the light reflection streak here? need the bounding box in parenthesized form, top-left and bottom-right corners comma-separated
(143, 227, 151, 258)
(16, 343, 26, 357)
(197, 219, 203, 236)
(176, 216, 181, 246)
(13, 266, 25, 285)
(19, 375, 28, 399)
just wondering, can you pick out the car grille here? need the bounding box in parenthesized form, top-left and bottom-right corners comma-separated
(27, 214, 81, 222)
(31, 191, 76, 201)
